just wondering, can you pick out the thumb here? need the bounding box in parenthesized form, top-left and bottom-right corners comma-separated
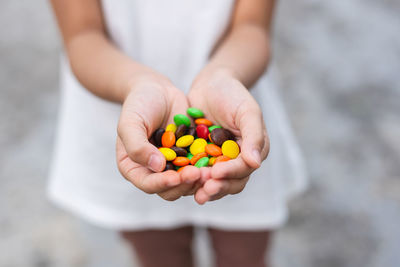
(237, 105, 266, 169)
(117, 95, 166, 172)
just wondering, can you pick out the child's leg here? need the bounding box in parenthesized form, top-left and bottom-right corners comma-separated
(120, 225, 194, 267)
(208, 228, 272, 267)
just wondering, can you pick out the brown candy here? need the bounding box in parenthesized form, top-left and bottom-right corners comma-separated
(153, 128, 165, 147)
(164, 162, 175, 171)
(187, 126, 196, 137)
(175, 124, 187, 139)
(171, 146, 188, 157)
(210, 128, 234, 146)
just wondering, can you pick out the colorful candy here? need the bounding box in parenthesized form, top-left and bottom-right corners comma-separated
(161, 131, 176, 148)
(196, 124, 209, 139)
(176, 135, 194, 147)
(187, 107, 204, 118)
(174, 114, 191, 127)
(159, 147, 177, 161)
(151, 108, 242, 171)
(221, 140, 240, 159)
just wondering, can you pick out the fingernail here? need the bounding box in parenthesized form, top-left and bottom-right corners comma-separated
(252, 149, 261, 166)
(148, 154, 163, 172)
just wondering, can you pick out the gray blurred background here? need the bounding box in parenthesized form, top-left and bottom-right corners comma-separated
(1, 0, 399, 266)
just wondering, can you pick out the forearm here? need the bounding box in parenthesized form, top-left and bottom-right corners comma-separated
(201, 23, 270, 89)
(66, 30, 159, 103)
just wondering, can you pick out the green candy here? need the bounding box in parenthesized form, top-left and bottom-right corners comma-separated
(186, 107, 204, 118)
(174, 114, 191, 127)
(187, 153, 193, 160)
(195, 157, 209, 168)
(208, 125, 222, 132)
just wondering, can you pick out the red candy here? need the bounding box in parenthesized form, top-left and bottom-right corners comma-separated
(196, 124, 209, 140)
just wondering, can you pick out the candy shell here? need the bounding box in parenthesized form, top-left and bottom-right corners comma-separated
(221, 140, 240, 159)
(189, 138, 208, 155)
(187, 126, 196, 136)
(161, 131, 176, 148)
(175, 124, 187, 139)
(166, 123, 177, 133)
(164, 162, 175, 171)
(153, 128, 165, 147)
(208, 125, 222, 132)
(205, 144, 222, 157)
(196, 124, 209, 139)
(171, 146, 187, 157)
(190, 152, 208, 165)
(208, 157, 216, 166)
(176, 135, 194, 147)
(174, 114, 191, 127)
(195, 157, 209, 168)
(187, 153, 193, 160)
(210, 128, 234, 146)
(159, 147, 177, 161)
(172, 157, 190, 167)
(194, 118, 213, 127)
(214, 155, 231, 164)
(187, 107, 204, 118)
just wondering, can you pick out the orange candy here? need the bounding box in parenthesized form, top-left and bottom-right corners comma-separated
(195, 118, 213, 127)
(209, 157, 217, 166)
(161, 131, 176, 148)
(214, 155, 231, 164)
(177, 166, 187, 173)
(172, 157, 190, 167)
(205, 144, 222, 157)
(190, 152, 208, 165)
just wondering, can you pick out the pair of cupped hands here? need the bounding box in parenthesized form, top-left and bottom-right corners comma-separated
(116, 69, 270, 204)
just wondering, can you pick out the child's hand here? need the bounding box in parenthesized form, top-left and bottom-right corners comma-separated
(117, 77, 201, 201)
(188, 70, 270, 204)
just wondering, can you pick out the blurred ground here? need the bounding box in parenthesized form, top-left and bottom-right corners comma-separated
(1, 0, 399, 267)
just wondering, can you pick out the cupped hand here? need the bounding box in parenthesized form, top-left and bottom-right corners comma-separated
(117, 76, 200, 201)
(188, 70, 270, 204)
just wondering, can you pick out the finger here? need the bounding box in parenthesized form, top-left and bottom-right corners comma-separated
(117, 100, 166, 172)
(236, 103, 267, 168)
(203, 177, 249, 200)
(211, 154, 255, 179)
(179, 165, 202, 184)
(158, 182, 196, 201)
(194, 188, 211, 205)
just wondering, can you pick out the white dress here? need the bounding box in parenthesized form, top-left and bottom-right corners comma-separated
(48, 0, 307, 230)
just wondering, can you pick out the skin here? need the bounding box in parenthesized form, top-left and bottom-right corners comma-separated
(50, 0, 274, 204)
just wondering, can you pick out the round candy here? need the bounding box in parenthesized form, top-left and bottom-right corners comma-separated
(221, 140, 240, 159)
(195, 157, 209, 168)
(175, 124, 187, 139)
(187, 107, 204, 118)
(176, 135, 194, 147)
(161, 131, 176, 148)
(190, 152, 208, 165)
(210, 128, 234, 146)
(214, 155, 231, 164)
(205, 144, 222, 157)
(187, 126, 196, 136)
(159, 147, 177, 161)
(171, 146, 187, 157)
(166, 123, 177, 133)
(208, 125, 222, 132)
(187, 153, 193, 160)
(164, 162, 175, 171)
(196, 124, 209, 140)
(172, 157, 190, 167)
(208, 157, 216, 166)
(194, 118, 213, 127)
(190, 138, 208, 155)
(153, 128, 165, 147)
(174, 114, 191, 127)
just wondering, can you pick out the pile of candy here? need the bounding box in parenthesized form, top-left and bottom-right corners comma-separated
(150, 108, 240, 172)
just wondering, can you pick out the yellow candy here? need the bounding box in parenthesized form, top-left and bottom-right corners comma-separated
(176, 135, 194, 147)
(221, 140, 240, 159)
(166, 123, 177, 133)
(209, 157, 216, 166)
(158, 147, 177, 161)
(190, 138, 207, 155)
